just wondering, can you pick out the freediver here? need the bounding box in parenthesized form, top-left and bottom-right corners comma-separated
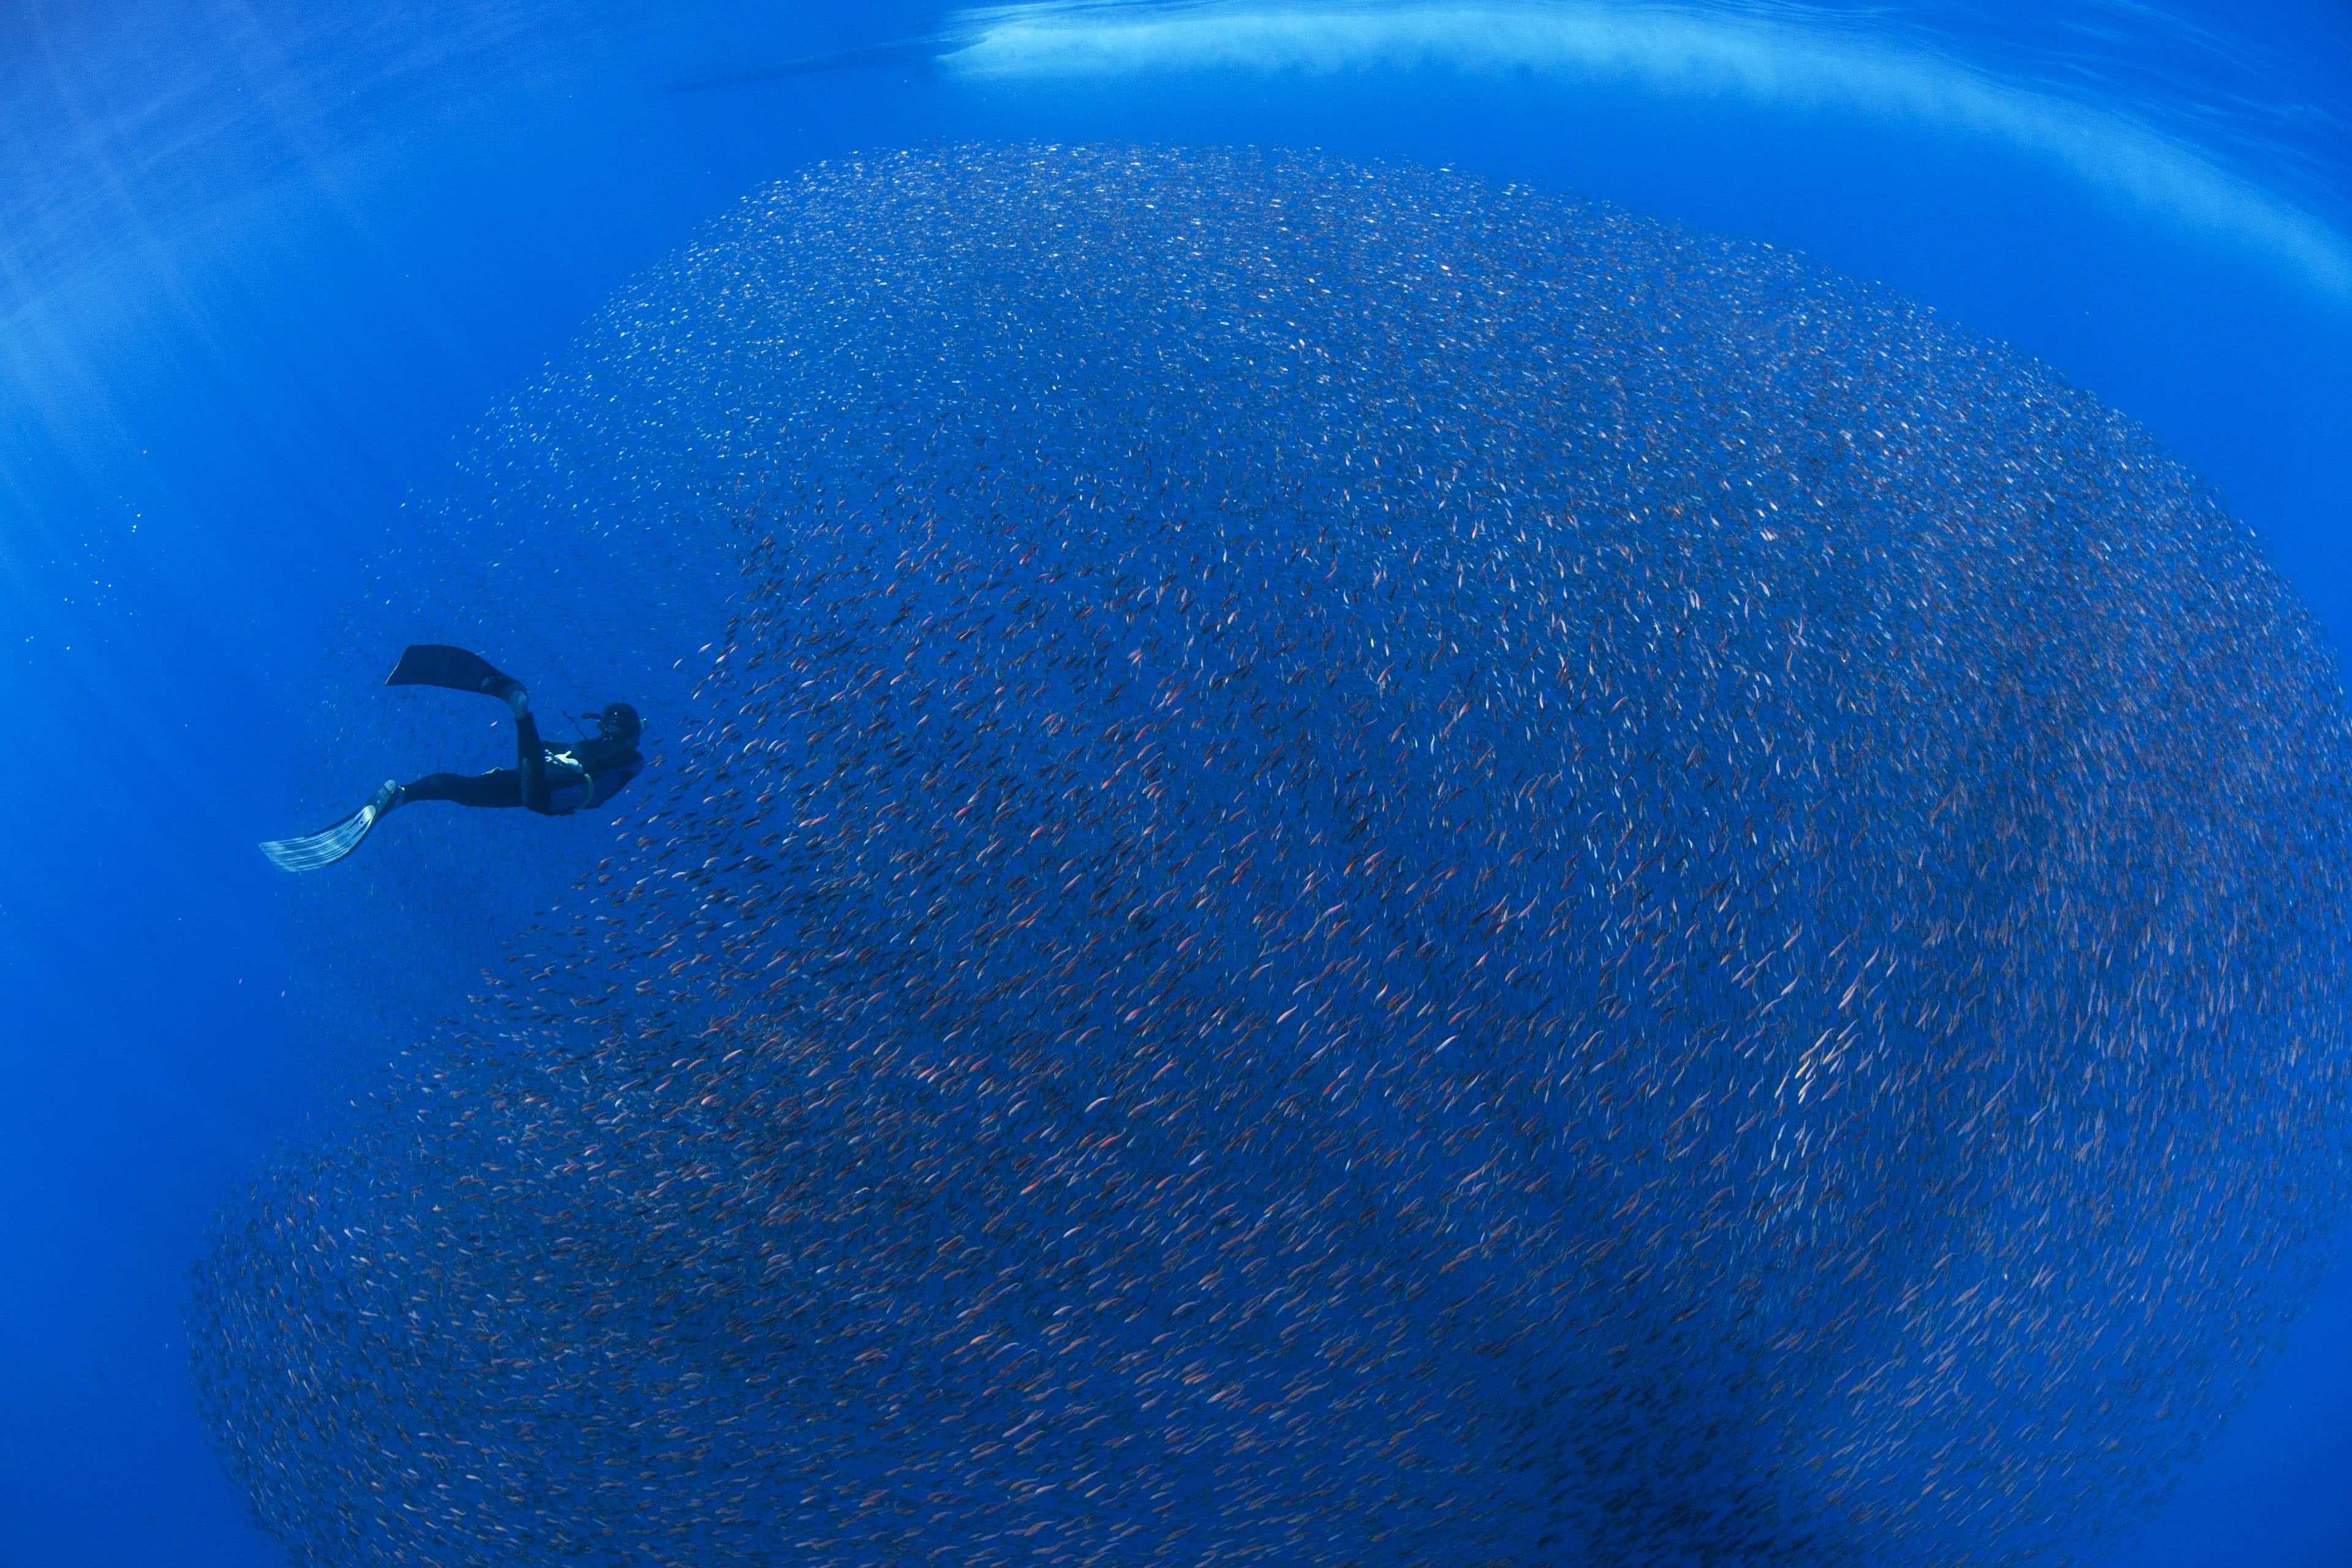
(260, 644, 643, 872)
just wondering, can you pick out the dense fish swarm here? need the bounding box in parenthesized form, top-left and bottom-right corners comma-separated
(193, 145, 2352, 1567)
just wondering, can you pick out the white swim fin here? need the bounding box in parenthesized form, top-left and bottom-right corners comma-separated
(260, 780, 401, 872)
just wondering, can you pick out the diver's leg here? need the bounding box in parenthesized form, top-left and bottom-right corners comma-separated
(399, 770, 524, 809)
(513, 704, 553, 814)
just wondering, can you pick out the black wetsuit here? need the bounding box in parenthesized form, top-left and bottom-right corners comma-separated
(402, 711, 643, 815)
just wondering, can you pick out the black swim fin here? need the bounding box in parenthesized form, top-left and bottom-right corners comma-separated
(385, 644, 521, 700)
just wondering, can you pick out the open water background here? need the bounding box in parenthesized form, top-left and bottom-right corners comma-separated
(2, 2, 2348, 1564)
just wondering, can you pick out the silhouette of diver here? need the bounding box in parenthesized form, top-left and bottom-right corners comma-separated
(260, 645, 644, 872)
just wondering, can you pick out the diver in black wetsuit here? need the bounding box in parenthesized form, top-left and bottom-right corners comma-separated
(399, 693, 644, 815)
(260, 645, 644, 872)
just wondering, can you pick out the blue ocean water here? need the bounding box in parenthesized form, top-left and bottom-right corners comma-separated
(4, 4, 2350, 1565)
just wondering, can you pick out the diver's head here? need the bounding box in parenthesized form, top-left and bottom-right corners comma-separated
(595, 703, 643, 747)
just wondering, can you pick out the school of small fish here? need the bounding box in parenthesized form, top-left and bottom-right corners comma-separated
(189, 145, 2352, 1568)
